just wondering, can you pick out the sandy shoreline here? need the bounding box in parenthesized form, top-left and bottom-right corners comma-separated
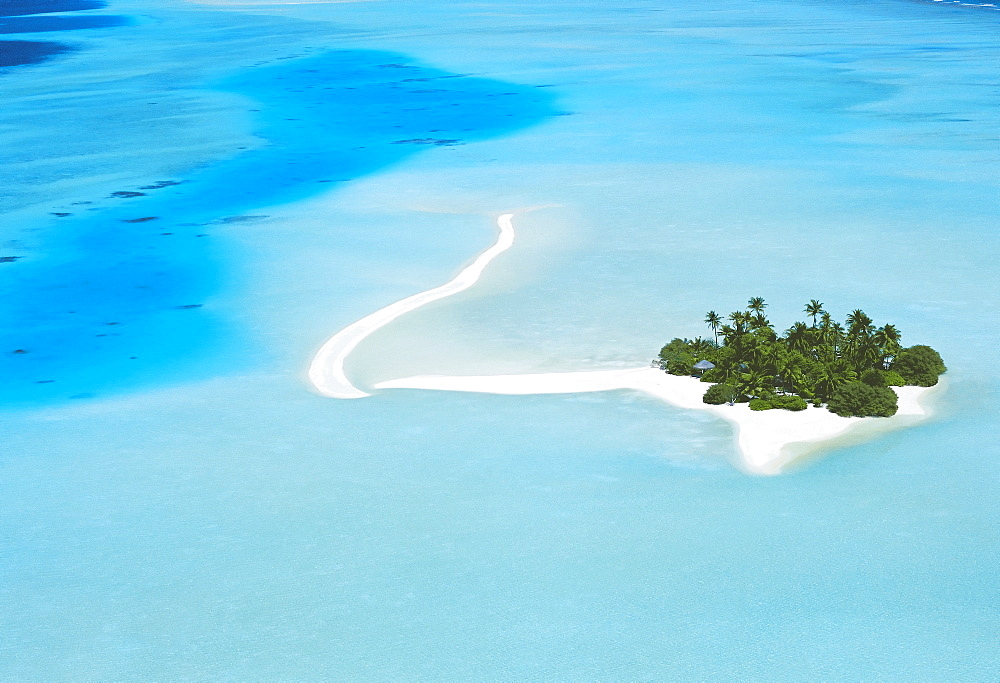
(310, 212, 941, 474)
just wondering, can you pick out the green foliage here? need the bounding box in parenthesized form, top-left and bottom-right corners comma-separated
(665, 359, 691, 376)
(748, 395, 808, 411)
(772, 395, 808, 411)
(658, 337, 717, 376)
(882, 370, 906, 386)
(658, 338, 693, 375)
(860, 369, 886, 387)
(827, 381, 898, 417)
(703, 383, 738, 405)
(659, 298, 943, 418)
(892, 345, 946, 387)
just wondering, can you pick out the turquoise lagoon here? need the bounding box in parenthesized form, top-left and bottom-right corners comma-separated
(1, 0, 998, 678)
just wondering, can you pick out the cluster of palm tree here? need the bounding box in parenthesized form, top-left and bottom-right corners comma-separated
(662, 297, 906, 403)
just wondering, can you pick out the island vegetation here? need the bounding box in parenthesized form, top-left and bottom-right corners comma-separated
(656, 298, 945, 418)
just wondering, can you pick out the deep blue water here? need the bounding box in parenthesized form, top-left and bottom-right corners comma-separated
(0, 0, 117, 67)
(0, 0, 121, 67)
(0, 37, 68, 65)
(0, 50, 554, 406)
(0, 14, 128, 33)
(0, 0, 105, 16)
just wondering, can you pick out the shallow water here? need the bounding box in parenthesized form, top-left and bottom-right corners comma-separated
(1, 0, 998, 678)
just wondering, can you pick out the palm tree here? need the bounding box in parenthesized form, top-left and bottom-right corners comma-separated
(874, 324, 902, 369)
(743, 368, 773, 399)
(785, 321, 811, 354)
(844, 310, 875, 369)
(727, 311, 752, 345)
(845, 309, 874, 339)
(815, 361, 856, 402)
(828, 322, 845, 355)
(819, 311, 833, 334)
(748, 297, 767, 315)
(704, 310, 722, 346)
(690, 337, 715, 356)
(750, 313, 772, 331)
(804, 299, 825, 327)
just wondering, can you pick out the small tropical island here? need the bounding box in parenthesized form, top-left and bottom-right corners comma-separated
(657, 297, 946, 417)
(355, 217, 946, 474)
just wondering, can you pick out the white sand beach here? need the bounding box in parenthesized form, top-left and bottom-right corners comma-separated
(310, 213, 940, 474)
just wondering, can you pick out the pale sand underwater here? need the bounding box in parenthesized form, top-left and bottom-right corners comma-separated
(376, 370, 939, 475)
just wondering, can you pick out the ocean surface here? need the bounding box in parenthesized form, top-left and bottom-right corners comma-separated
(1, 0, 998, 678)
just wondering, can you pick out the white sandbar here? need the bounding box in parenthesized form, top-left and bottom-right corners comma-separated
(308, 213, 515, 398)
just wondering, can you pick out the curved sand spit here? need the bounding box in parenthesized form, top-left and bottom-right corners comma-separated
(309, 213, 937, 474)
(308, 213, 515, 398)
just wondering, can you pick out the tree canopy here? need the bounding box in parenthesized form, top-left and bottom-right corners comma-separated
(656, 297, 946, 417)
(892, 345, 946, 387)
(827, 381, 898, 418)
